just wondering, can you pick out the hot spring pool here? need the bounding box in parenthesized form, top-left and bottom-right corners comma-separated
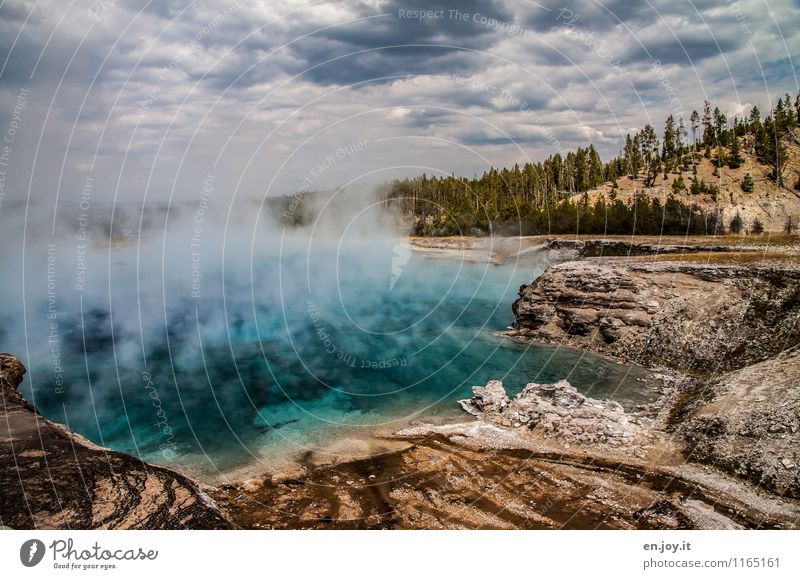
(4, 233, 659, 477)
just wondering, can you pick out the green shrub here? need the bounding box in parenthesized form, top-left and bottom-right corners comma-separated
(741, 173, 755, 192)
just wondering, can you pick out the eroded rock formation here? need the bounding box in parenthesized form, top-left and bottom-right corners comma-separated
(459, 379, 642, 446)
(678, 346, 800, 498)
(510, 260, 800, 373)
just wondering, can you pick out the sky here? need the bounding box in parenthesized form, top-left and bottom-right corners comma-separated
(0, 0, 798, 206)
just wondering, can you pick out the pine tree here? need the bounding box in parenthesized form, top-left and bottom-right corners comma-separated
(713, 107, 727, 145)
(588, 144, 604, 188)
(786, 93, 797, 127)
(690, 110, 700, 150)
(624, 133, 640, 179)
(749, 105, 761, 127)
(639, 124, 659, 187)
(729, 211, 743, 234)
(662, 115, 677, 161)
(741, 173, 755, 192)
(702, 100, 713, 145)
(795, 93, 800, 126)
(774, 97, 787, 134)
(672, 175, 686, 194)
(677, 117, 687, 155)
(728, 135, 743, 169)
(751, 217, 764, 234)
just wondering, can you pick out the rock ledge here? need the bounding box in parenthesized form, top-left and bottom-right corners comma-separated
(459, 379, 641, 446)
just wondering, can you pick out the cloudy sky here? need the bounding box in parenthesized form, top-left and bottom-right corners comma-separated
(0, 0, 798, 206)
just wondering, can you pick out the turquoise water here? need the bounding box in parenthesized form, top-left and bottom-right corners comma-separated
(4, 229, 657, 475)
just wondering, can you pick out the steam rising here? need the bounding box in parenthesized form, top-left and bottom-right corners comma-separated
(0, 188, 655, 474)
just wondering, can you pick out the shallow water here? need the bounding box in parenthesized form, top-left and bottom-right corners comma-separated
(2, 217, 658, 476)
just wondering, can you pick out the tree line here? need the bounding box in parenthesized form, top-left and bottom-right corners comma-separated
(380, 90, 800, 236)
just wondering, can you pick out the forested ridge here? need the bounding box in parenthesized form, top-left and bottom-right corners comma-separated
(377, 91, 800, 236)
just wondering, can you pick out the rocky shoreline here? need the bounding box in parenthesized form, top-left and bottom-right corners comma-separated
(0, 354, 232, 529)
(206, 375, 799, 529)
(507, 258, 800, 373)
(208, 238, 798, 529)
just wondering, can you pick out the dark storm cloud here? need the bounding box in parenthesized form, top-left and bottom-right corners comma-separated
(292, 45, 488, 86)
(623, 34, 740, 66)
(459, 132, 550, 146)
(282, 0, 512, 85)
(520, 0, 724, 33)
(134, 0, 196, 19)
(323, 0, 511, 48)
(397, 107, 453, 127)
(197, 0, 511, 90)
(759, 57, 800, 86)
(0, 2, 131, 88)
(520, 0, 654, 33)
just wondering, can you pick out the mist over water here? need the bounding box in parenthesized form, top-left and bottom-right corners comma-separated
(1, 191, 658, 476)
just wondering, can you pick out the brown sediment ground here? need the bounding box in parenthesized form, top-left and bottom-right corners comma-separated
(641, 250, 799, 265)
(410, 234, 800, 248)
(209, 433, 799, 530)
(209, 372, 800, 531)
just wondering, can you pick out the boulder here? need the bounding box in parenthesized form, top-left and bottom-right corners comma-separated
(460, 380, 509, 415)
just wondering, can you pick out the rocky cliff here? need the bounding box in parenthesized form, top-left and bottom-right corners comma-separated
(506, 252, 800, 501)
(509, 259, 800, 373)
(0, 353, 232, 529)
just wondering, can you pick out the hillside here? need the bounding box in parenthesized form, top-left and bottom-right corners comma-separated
(384, 91, 800, 236)
(576, 137, 800, 233)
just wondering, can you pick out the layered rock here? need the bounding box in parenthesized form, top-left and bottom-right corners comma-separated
(507, 254, 800, 503)
(677, 346, 800, 498)
(459, 379, 641, 446)
(510, 259, 800, 373)
(0, 353, 232, 529)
